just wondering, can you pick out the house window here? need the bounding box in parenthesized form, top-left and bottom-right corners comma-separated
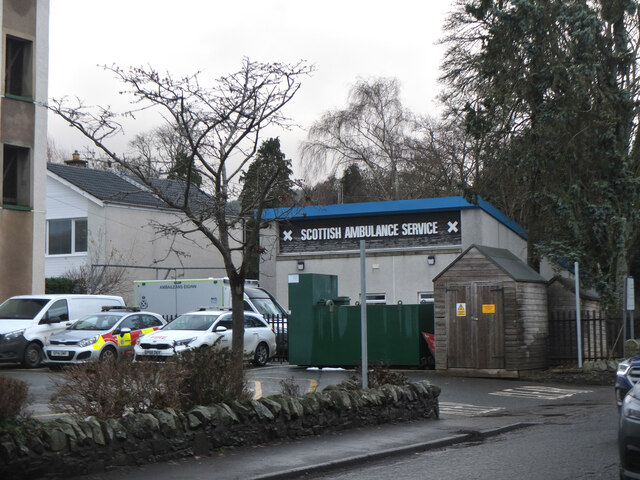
(5, 35, 33, 98)
(418, 292, 434, 304)
(2, 145, 30, 207)
(47, 219, 88, 255)
(365, 293, 387, 305)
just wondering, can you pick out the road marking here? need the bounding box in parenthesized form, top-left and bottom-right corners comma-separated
(439, 402, 504, 417)
(32, 412, 67, 419)
(489, 386, 592, 400)
(249, 381, 263, 400)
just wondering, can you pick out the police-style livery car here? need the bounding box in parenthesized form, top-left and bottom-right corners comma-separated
(43, 307, 165, 366)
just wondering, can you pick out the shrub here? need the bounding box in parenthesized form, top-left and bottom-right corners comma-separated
(0, 376, 30, 421)
(176, 347, 251, 408)
(50, 348, 250, 419)
(45, 277, 77, 294)
(279, 376, 301, 397)
(346, 362, 409, 389)
(50, 357, 186, 418)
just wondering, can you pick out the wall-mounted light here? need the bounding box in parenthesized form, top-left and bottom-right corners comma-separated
(427, 255, 436, 265)
(297, 261, 305, 271)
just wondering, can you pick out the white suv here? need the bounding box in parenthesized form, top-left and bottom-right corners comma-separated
(134, 308, 276, 366)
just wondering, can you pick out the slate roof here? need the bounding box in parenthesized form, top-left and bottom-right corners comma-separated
(131, 175, 211, 210)
(261, 196, 526, 239)
(48, 163, 168, 208)
(434, 244, 547, 284)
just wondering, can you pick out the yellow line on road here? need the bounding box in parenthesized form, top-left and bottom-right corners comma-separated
(251, 380, 262, 400)
(307, 379, 318, 393)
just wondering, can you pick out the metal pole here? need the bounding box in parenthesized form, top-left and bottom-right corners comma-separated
(574, 262, 582, 368)
(360, 240, 368, 389)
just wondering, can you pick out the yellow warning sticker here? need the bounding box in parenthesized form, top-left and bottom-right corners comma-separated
(456, 303, 466, 316)
(482, 304, 496, 314)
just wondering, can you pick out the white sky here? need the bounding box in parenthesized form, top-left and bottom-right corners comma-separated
(48, 0, 455, 181)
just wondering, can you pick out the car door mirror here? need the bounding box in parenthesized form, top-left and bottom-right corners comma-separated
(119, 327, 132, 335)
(214, 325, 228, 333)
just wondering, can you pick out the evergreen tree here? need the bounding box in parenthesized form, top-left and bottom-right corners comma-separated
(440, 0, 640, 311)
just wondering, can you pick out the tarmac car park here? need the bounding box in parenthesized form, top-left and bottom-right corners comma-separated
(134, 308, 277, 366)
(43, 307, 165, 366)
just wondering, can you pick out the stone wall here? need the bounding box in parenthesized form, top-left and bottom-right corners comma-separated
(0, 380, 440, 479)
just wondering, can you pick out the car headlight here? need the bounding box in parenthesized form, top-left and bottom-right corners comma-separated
(174, 337, 196, 347)
(623, 391, 640, 419)
(77, 336, 98, 348)
(2, 329, 26, 342)
(618, 361, 631, 376)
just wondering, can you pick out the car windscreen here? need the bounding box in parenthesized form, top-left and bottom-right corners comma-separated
(163, 314, 219, 331)
(72, 314, 121, 331)
(0, 298, 50, 319)
(245, 288, 286, 316)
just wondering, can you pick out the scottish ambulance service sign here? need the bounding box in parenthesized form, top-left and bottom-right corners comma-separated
(278, 210, 461, 254)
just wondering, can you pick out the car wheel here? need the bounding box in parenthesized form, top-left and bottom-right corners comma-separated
(253, 343, 269, 367)
(99, 346, 117, 363)
(22, 343, 43, 368)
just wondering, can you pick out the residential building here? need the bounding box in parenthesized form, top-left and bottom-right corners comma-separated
(0, 0, 49, 301)
(46, 162, 230, 304)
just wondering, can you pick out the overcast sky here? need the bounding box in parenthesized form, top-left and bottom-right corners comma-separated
(48, 0, 455, 181)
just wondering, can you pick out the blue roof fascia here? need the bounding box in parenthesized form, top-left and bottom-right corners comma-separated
(262, 196, 527, 239)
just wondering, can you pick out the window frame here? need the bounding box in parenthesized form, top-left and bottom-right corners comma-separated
(365, 293, 387, 305)
(46, 218, 89, 256)
(5, 34, 33, 100)
(418, 292, 435, 304)
(2, 144, 31, 209)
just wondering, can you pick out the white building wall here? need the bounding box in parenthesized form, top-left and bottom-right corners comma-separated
(45, 176, 90, 277)
(262, 207, 529, 310)
(88, 202, 227, 304)
(31, 0, 49, 294)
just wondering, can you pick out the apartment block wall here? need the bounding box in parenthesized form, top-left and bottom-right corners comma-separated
(0, 0, 48, 302)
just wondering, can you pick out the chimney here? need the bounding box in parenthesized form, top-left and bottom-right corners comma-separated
(64, 150, 88, 168)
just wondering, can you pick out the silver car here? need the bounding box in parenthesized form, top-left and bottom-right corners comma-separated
(44, 307, 165, 366)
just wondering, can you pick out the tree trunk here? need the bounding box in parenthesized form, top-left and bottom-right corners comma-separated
(229, 276, 246, 397)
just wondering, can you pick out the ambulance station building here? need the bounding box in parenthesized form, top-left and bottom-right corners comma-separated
(259, 196, 531, 309)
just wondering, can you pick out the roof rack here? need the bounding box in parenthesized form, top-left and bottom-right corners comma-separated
(101, 306, 141, 312)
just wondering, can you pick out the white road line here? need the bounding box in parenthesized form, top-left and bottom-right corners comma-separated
(489, 386, 592, 400)
(439, 402, 505, 417)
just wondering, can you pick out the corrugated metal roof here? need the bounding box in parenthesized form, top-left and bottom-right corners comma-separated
(262, 196, 526, 239)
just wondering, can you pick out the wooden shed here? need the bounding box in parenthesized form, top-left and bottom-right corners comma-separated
(433, 244, 548, 378)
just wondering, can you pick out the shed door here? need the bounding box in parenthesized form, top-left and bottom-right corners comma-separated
(446, 283, 504, 369)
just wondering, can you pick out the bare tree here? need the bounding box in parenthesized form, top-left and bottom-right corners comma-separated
(301, 78, 414, 200)
(48, 58, 313, 392)
(64, 244, 129, 297)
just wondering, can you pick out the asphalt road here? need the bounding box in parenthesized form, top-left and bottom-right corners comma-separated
(0, 362, 620, 479)
(294, 398, 618, 480)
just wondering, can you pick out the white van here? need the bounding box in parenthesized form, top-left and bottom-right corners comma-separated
(0, 294, 125, 368)
(133, 278, 287, 318)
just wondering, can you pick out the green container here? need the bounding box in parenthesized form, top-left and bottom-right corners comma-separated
(288, 273, 434, 367)
(288, 273, 339, 364)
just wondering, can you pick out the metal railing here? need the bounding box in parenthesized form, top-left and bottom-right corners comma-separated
(264, 313, 289, 363)
(161, 313, 289, 362)
(548, 310, 623, 363)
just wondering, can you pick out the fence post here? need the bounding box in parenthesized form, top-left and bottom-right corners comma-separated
(574, 262, 582, 368)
